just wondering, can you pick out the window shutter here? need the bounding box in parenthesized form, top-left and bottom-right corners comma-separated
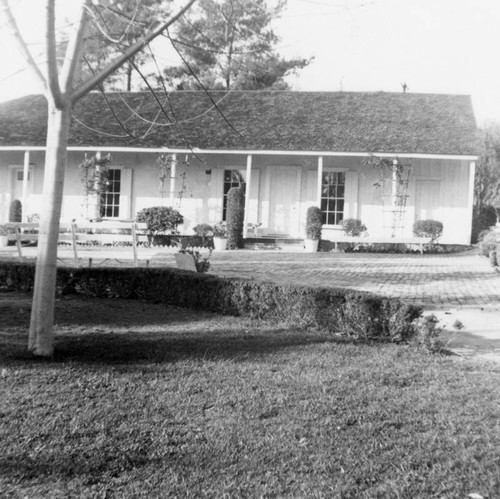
(119, 168, 132, 219)
(344, 171, 359, 219)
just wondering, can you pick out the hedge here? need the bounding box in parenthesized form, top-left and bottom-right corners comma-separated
(0, 263, 422, 343)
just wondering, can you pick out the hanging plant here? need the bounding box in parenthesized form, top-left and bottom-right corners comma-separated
(78, 153, 112, 196)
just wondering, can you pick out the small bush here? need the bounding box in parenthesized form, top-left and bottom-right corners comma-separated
(213, 221, 228, 238)
(472, 205, 497, 243)
(136, 207, 183, 236)
(413, 220, 443, 241)
(341, 218, 367, 236)
(478, 230, 497, 256)
(192, 224, 214, 247)
(193, 224, 214, 238)
(0, 262, 423, 344)
(412, 314, 445, 352)
(9, 199, 22, 223)
(226, 187, 244, 249)
(306, 206, 322, 240)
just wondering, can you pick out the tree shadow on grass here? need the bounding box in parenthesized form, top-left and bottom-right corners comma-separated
(2, 327, 336, 367)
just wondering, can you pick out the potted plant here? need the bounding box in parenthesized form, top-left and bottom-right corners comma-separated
(212, 221, 228, 251)
(0, 225, 9, 248)
(305, 206, 322, 252)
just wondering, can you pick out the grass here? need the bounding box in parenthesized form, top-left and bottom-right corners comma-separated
(1, 292, 500, 498)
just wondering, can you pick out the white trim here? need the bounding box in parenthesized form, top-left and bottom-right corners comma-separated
(22, 151, 30, 222)
(316, 156, 323, 205)
(0, 146, 479, 161)
(243, 154, 252, 238)
(467, 161, 476, 244)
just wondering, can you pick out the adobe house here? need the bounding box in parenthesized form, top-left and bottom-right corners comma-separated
(0, 91, 479, 244)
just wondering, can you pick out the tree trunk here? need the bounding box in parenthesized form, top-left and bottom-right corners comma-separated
(28, 102, 71, 356)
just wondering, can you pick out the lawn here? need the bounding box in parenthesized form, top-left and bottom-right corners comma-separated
(1, 292, 499, 498)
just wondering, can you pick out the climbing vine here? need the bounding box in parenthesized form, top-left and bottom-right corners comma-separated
(363, 155, 412, 235)
(154, 153, 189, 207)
(77, 153, 112, 219)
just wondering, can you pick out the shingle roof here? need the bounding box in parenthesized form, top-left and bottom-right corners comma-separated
(0, 91, 480, 155)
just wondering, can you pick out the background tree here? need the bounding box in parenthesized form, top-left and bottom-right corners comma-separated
(164, 0, 311, 90)
(78, 0, 167, 91)
(1, 0, 196, 356)
(472, 123, 500, 241)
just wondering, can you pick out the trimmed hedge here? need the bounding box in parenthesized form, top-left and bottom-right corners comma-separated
(227, 187, 244, 249)
(9, 199, 22, 223)
(0, 263, 422, 343)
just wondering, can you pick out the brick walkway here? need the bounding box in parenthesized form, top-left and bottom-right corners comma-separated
(200, 250, 500, 310)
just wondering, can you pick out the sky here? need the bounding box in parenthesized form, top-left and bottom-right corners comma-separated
(0, 0, 499, 125)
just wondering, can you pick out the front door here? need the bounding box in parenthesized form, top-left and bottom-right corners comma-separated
(268, 167, 301, 236)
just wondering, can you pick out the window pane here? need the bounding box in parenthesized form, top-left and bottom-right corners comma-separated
(320, 170, 346, 224)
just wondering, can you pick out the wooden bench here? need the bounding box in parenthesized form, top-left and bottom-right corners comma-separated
(4, 220, 150, 267)
(328, 235, 433, 254)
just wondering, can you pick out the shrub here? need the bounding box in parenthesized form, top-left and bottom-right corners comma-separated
(226, 187, 244, 249)
(0, 262, 423, 344)
(478, 230, 497, 256)
(306, 206, 322, 240)
(413, 220, 443, 241)
(136, 207, 183, 236)
(193, 224, 214, 238)
(213, 221, 228, 238)
(192, 223, 214, 247)
(9, 199, 22, 223)
(472, 206, 497, 243)
(341, 218, 367, 236)
(411, 314, 445, 352)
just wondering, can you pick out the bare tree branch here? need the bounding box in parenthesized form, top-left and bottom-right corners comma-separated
(60, 0, 91, 93)
(0, 0, 47, 92)
(46, 0, 63, 107)
(71, 0, 197, 103)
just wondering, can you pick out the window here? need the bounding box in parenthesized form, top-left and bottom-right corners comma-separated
(320, 171, 345, 225)
(222, 170, 245, 220)
(100, 169, 121, 218)
(17, 170, 30, 181)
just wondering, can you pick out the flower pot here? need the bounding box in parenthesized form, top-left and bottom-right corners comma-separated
(304, 239, 319, 253)
(213, 237, 228, 251)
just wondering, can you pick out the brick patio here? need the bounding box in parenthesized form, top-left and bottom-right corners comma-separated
(199, 249, 500, 310)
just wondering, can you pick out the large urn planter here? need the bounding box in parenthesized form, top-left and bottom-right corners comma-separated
(304, 239, 319, 253)
(213, 236, 228, 251)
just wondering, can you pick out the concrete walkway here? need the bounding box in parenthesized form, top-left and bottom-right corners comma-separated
(2, 246, 500, 361)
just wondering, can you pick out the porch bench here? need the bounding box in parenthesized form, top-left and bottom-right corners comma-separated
(5, 220, 150, 267)
(327, 235, 433, 254)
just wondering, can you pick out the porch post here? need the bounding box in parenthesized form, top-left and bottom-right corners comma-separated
(316, 156, 323, 206)
(243, 154, 252, 239)
(22, 150, 30, 221)
(468, 161, 476, 242)
(169, 153, 177, 208)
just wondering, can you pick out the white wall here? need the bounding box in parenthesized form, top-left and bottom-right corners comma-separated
(0, 151, 474, 244)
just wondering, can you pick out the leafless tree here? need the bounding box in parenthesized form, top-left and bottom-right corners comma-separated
(0, 0, 197, 356)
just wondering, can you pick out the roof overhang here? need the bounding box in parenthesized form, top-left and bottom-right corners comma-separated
(0, 145, 479, 161)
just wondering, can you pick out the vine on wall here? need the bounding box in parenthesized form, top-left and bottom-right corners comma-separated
(77, 153, 112, 220)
